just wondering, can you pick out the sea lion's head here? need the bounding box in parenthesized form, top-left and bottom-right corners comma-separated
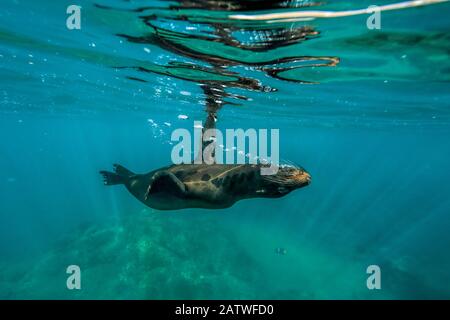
(260, 164, 311, 196)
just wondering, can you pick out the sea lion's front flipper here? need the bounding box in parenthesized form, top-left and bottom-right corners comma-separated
(194, 86, 221, 164)
(145, 171, 186, 200)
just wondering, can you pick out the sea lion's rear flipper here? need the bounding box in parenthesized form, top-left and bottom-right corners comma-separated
(113, 164, 134, 177)
(100, 164, 135, 186)
(145, 171, 186, 200)
(100, 171, 124, 185)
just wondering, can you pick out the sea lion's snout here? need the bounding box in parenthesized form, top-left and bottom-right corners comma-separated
(294, 170, 311, 186)
(278, 165, 311, 187)
(261, 164, 311, 192)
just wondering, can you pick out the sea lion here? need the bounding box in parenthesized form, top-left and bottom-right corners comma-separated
(100, 163, 311, 210)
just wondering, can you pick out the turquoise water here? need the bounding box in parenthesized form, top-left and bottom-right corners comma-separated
(1, 0, 450, 299)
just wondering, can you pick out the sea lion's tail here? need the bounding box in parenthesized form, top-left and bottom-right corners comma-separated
(100, 164, 135, 186)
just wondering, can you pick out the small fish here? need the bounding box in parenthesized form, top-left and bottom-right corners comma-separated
(275, 248, 287, 255)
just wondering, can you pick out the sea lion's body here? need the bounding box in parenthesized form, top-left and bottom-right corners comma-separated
(100, 163, 310, 210)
